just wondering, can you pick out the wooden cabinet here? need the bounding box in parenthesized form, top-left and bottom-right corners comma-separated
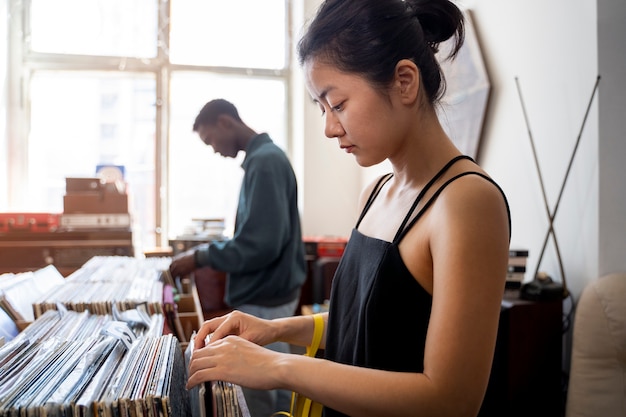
(0, 230, 133, 276)
(480, 290, 563, 417)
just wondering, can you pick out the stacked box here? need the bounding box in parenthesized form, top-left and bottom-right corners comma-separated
(61, 177, 130, 230)
(507, 248, 529, 289)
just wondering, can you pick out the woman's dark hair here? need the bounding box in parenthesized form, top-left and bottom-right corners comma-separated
(297, 0, 465, 105)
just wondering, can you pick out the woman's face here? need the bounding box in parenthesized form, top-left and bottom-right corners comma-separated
(304, 59, 406, 167)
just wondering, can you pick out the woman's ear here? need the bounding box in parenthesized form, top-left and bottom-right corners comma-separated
(394, 59, 420, 105)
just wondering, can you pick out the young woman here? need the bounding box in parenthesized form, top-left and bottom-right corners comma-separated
(186, 1, 511, 416)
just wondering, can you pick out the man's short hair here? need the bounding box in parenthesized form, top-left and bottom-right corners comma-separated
(193, 99, 242, 132)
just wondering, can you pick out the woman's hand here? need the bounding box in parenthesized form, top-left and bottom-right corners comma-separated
(186, 335, 285, 390)
(194, 310, 278, 350)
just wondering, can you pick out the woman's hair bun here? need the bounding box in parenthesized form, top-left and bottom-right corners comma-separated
(407, 0, 465, 59)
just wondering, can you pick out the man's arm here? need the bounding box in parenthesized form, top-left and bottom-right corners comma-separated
(198, 156, 295, 274)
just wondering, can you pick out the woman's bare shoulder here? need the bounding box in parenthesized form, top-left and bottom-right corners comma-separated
(357, 173, 393, 211)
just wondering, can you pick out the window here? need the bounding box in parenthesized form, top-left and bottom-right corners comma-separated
(169, 1, 286, 69)
(28, 71, 157, 244)
(0, 0, 7, 211)
(29, 0, 158, 58)
(5, 0, 291, 253)
(168, 73, 287, 238)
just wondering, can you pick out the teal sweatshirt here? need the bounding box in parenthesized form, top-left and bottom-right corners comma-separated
(195, 133, 306, 306)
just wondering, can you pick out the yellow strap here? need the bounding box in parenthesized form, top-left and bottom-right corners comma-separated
(271, 314, 325, 417)
(302, 398, 312, 415)
(306, 313, 324, 357)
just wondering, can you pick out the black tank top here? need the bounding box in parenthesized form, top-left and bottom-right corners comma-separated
(323, 155, 510, 417)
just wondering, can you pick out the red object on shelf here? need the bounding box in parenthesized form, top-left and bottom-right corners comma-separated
(0, 213, 61, 233)
(303, 236, 348, 258)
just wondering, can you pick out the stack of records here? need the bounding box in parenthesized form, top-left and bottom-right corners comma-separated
(507, 249, 529, 289)
(32, 256, 171, 319)
(186, 335, 250, 417)
(0, 308, 190, 417)
(0, 265, 66, 334)
(208, 381, 250, 417)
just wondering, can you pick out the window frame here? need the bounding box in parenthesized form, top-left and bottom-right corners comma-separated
(5, 0, 293, 249)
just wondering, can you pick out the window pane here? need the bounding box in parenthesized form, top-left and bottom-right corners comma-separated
(168, 72, 287, 239)
(30, 0, 158, 58)
(169, 0, 286, 69)
(0, 0, 7, 211)
(29, 71, 157, 251)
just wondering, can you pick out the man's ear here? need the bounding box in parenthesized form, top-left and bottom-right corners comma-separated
(216, 114, 234, 128)
(394, 59, 420, 105)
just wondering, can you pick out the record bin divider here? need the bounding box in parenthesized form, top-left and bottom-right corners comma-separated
(176, 276, 205, 351)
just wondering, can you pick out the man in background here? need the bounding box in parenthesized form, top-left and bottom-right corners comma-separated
(169, 98, 306, 416)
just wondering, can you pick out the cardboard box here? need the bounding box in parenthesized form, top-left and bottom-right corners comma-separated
(63, 192, 128, 214)
(65, 177, 105, 193)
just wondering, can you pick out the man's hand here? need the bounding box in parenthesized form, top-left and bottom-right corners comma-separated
(169, 249, 197, 277)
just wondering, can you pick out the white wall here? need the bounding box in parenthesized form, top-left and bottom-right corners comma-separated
(297, 0, 626, 303)
(464, 0, 600, 300)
